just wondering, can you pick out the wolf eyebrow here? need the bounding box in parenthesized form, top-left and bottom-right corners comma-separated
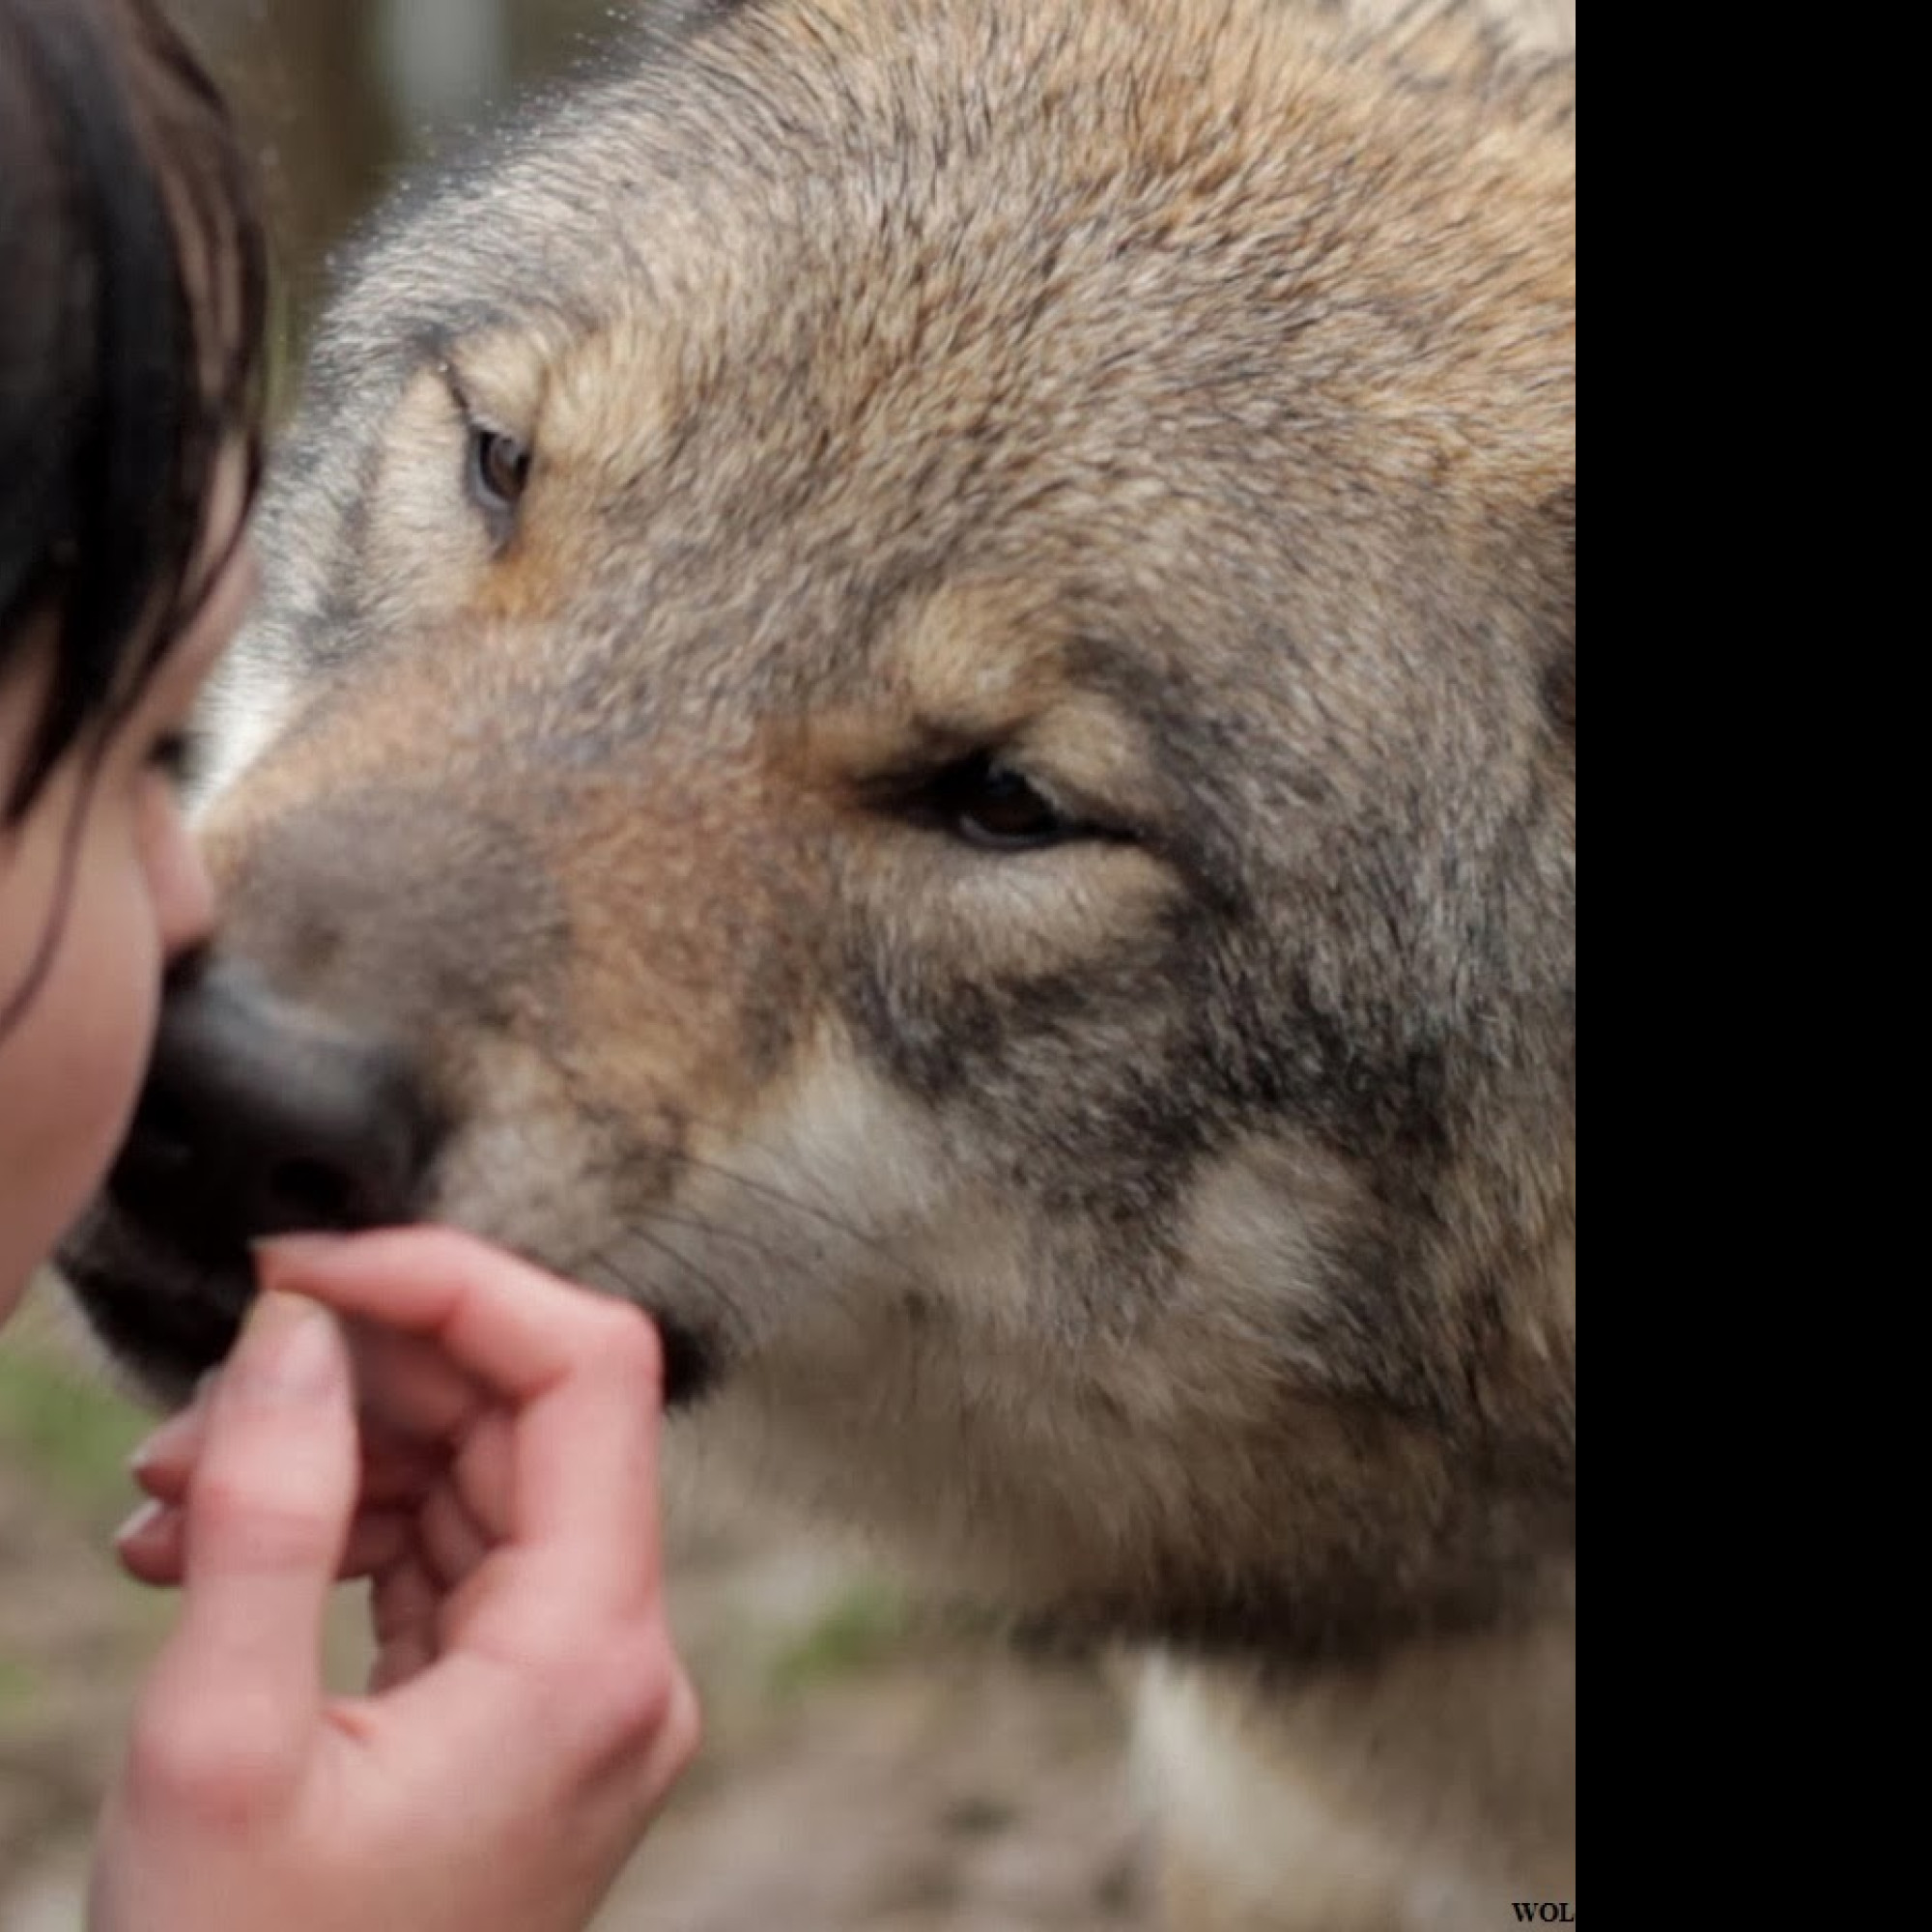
(408, 306, 518, 363)
(434, 357, 521, 451)
(434, 355, 476, 421)
(405, 316, 509, 412)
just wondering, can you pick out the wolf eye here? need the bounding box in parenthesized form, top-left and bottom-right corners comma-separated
(932, 754, 1078, 851)
(467, 425, 531, 523)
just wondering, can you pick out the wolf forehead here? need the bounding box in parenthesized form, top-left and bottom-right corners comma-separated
(249, 0, 1573, 714)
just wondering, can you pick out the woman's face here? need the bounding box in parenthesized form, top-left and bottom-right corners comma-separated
(0, 457, 255, 1323)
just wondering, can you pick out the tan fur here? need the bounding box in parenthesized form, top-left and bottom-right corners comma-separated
(67, 4, 1576, 1924)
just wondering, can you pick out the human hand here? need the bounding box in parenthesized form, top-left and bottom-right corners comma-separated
(95, 1228, 698, 1932)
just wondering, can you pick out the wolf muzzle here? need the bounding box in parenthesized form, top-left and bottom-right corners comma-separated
(58, 954, 440, 1394)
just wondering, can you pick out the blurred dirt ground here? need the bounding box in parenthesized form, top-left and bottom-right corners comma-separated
(0, 1280, 1153, 1930)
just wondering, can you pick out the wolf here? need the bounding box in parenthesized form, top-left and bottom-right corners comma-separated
(60, 0, 1576, 1924)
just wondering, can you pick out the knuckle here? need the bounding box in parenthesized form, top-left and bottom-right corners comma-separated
(415, 1224, 492, 1278)
(564, 1625, 687, 1770)
(661, 1667, 703, 1775)
(581, 1298, 665, 1392)
(191, 1470, 335, 1569)
(124, 1697, 299, 1831)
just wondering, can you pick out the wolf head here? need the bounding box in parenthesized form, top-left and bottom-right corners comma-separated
(62, 0, 1574, 1660)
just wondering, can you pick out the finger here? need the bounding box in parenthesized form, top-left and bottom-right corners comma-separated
(368, 1553, 441, 1691)
(350, 1428, 455, 1507)
(368, 1636, 435, 1697)
(131, 1419, 440, 1512)
(118, 1501, 415, 1587)
(635, 1665, 704, 1816)
(371, 1549, 440, 1646)
(258, 1230, 668, 1608)
(115, 1498, 185, 1585)
(127, 1391, 211, 1503)
(255, 1228, 656, 1406)
(345, 1320, 490, 1451)
(417, 1480, 492, 1592)
(340, 1508, 418, 1579)
(385, 1612, 694, 1804)
(129, 1311, 485, 1512)
(449, 1407, 515, 1544)
(137, 1292, 356, 1780)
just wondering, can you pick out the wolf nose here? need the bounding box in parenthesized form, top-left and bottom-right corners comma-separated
(106, 953, 440, 1262)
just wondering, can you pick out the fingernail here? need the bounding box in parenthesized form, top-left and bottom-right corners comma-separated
(251, 1233, 349, 1284)
(128, 1372, 219, 1478)
(128, 1406, 198, 1478)
(114, 1497, 173, 1546)
(231, 1291, 343, 1402)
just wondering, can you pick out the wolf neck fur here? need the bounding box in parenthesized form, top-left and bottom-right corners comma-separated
(1138, 1579, 1576, 1928)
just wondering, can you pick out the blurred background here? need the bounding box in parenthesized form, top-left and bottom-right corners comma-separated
(0, 4, 1146, 1926)
(177, 0, 625, 397)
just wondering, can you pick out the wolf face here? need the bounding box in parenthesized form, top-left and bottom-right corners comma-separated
(62, 0, 1573, 1865)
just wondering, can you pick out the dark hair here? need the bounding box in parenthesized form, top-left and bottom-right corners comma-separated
(0, 0, 268, 823)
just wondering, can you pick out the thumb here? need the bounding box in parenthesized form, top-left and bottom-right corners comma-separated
(144, 1292, 357, 1777)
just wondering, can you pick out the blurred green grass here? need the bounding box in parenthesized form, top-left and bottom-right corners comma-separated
(0, 1296, 150, 1530)
(0, 1654, 41, 1721)
(767, 1578, 917, 1699)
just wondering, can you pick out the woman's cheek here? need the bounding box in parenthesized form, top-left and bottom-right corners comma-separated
(63, 838, 168, 1183)
(0, 849, 162, 1302)
(137, 780, 217, 960)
